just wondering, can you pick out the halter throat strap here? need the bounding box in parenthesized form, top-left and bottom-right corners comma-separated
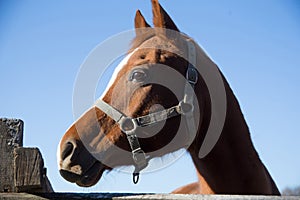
(94, 39, 198, 184)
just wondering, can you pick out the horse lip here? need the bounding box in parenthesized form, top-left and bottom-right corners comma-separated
(76, 162, 106, 187)
(60, 161, 106, 187)
(60, 169, 81, 183)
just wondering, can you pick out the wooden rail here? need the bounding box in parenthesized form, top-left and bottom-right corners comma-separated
(0, 193, 299, 200)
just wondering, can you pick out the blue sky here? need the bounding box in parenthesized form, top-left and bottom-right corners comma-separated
(1, 0, 299, 193)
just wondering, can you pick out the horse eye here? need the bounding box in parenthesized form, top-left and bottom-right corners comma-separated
(129, 69, 147, 82)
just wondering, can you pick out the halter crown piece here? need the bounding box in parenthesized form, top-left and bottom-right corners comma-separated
(94, 39, 198, 184)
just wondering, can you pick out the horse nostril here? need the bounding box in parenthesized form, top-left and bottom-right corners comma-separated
(61, 142, 74, 160)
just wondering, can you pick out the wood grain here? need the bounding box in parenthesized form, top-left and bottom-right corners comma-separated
(0, 118, 53, 193)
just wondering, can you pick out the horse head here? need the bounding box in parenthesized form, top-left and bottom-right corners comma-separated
(57, 0, 205, 187)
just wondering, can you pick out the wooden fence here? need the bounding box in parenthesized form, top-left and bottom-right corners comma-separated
(0, 193, 299, 200)
(0, 118, 298, 200)
(0, 118, 52, 193)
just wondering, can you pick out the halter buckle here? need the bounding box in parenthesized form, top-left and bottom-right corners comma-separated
(186, 66, 198, 85)
(132, 148, 148, 167)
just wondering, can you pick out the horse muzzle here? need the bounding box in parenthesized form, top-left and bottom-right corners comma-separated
(58, 137, 107, 187)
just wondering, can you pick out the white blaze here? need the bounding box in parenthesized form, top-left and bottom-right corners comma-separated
(57, 50, 138, 169)
(100, 51, 136, 100)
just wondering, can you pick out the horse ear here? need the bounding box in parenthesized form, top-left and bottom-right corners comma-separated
(135, 10, 151, 36)
(151, 0, 179, 31)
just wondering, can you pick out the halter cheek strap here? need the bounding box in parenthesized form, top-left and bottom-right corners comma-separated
(183, 40, 198, 146)
(94, 100, 149, 184)
(94, 39, 198, 184)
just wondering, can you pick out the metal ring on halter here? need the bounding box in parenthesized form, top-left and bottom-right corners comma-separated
(119, 117, 138, 135)
(133, 172, 140, 184)
(178, 100, 194, 115)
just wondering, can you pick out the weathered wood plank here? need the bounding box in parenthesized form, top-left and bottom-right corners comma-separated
(0, 118, 53, 193)
(0, 193, 47, 200)
(13, 147, 53, 193)
(0, 118, 23, 193)
(14, 148, 44, 191)
(113, 194, 300, 200)
(0, 193, 299, 200)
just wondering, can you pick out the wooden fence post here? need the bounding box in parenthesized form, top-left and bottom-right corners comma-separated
(0, 118, 23, 192)
(0, 118, 53, 193)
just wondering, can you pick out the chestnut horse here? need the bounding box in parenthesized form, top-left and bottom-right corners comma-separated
(58, 0, 280, 195)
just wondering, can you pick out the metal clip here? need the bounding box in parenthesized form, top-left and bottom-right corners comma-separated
(133, 172, 140, 184)
(132, 148, 148, 167)
(186, 66, 198, 85)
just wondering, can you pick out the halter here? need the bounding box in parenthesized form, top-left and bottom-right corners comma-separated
(94, 39, 198, 184)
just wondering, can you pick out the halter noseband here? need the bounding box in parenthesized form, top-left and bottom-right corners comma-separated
(94, 39, 198, 184)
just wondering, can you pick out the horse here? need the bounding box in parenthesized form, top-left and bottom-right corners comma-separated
(57, 0, 280, 195)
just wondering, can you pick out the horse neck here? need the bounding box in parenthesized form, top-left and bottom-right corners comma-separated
(188, 48, 280, 195)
